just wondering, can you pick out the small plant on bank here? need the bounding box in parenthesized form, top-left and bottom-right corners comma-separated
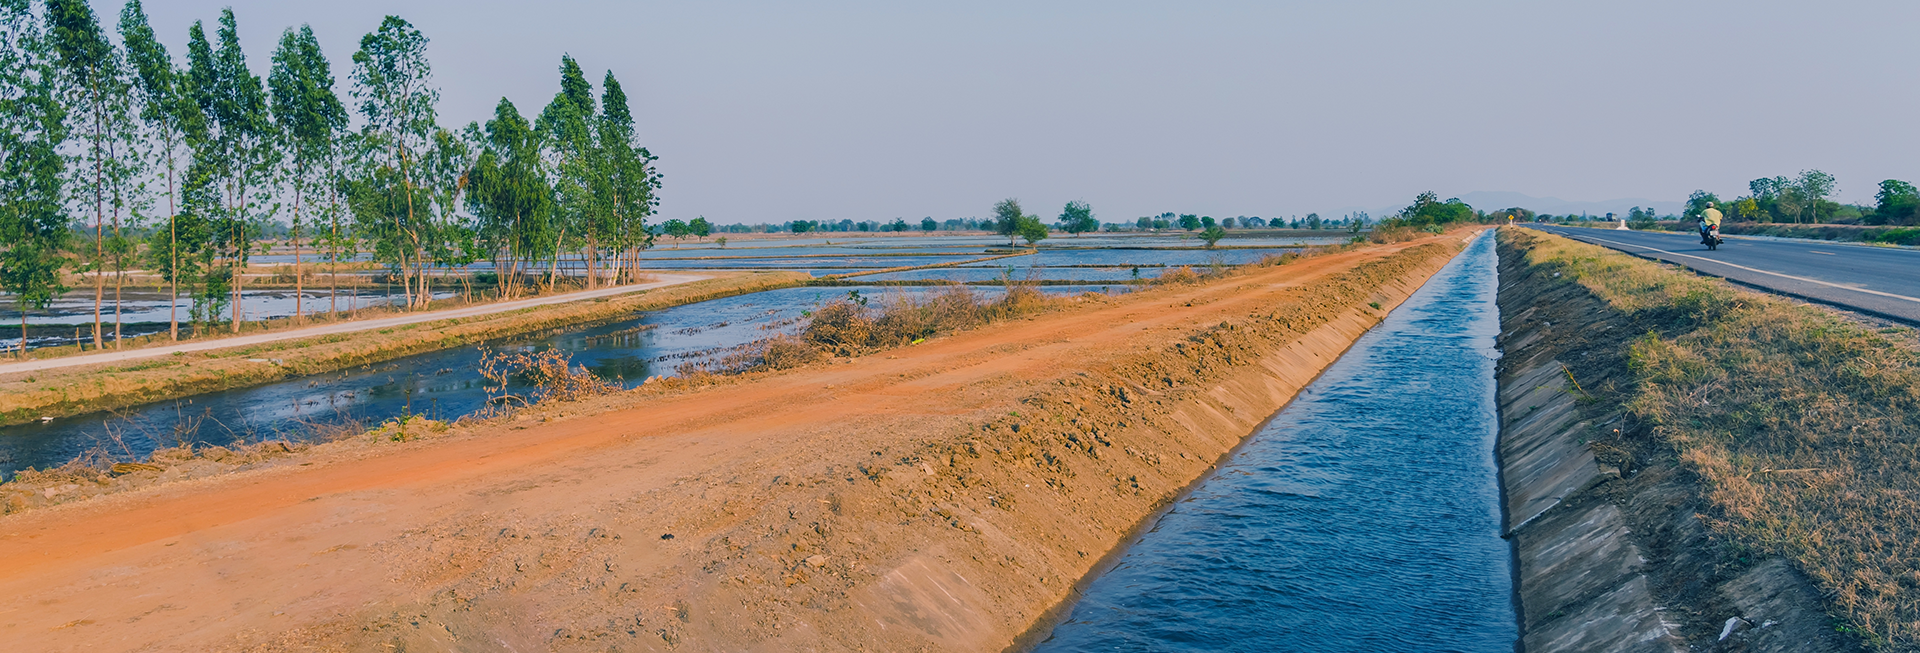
(476, 347, 621, 413)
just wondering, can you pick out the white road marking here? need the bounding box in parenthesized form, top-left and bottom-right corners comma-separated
(1562, 232, 1920, 306)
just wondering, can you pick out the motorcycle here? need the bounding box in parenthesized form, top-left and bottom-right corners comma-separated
(1700, 223, 1722, 250)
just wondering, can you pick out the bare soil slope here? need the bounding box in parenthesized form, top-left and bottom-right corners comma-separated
(0, 234, 1471, 652)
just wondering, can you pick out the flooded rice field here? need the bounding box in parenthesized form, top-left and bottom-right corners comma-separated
(0, 284, 1122, 479)
(1034, 232, 1514, 651)
(0, 232, 1337, 479)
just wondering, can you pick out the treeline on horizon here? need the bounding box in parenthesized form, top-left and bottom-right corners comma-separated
(1505, 169, 1920, 229)
(733, 192, 1486, 249)
(0, 0, 661, 351)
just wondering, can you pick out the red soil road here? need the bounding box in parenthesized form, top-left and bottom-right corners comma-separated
(0, 237, 1458, 651)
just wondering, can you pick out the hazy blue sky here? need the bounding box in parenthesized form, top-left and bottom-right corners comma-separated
(93, 1, 1919, 222)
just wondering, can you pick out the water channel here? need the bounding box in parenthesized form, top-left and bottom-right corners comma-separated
(1034, 232, 1515, 651)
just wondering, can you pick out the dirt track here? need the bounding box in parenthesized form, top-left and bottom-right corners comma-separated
(0, 234, 1472, 652)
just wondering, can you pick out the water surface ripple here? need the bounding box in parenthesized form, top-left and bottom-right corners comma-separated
(1035, 232, 1513, 652)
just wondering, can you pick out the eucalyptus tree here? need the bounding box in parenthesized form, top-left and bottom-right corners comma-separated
(269, 23, 346, 322)
(46, 0, 135, 347)
(350, 16, 439, 308)
(538, 56, 604, 289)
(186, 10, 280, 332)
(465, 98, 553, 299)
(2, 0, 70, 356)
(420, 125, 475, 299)
(120, 0, 202, 340)
(596, 70, 658, 282)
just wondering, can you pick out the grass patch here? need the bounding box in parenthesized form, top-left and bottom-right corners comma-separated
(1507, 227, 1920, 650)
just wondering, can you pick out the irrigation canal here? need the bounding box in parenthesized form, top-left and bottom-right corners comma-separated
(1034, 232, 1515, 651)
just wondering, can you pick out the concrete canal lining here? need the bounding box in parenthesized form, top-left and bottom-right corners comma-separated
(1493, 229, 1855, 653)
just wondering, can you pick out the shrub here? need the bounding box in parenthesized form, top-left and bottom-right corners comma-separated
(476, 347, 620, 410)
(800, 284, 1062, 356)
(1155, 266, 1201, 285)
(802, 301, 875, 356)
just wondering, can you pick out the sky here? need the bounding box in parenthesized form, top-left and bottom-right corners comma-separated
(90, 0, 1920, 223)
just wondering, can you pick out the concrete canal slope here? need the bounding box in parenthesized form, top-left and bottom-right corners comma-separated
(1494, 228, 1861, 652)
(0, 235, 1469, 652)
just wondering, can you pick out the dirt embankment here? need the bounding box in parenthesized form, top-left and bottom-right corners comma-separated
(1494, 227, 1868, 652)
(0, 271, 807, 427)
(0, 234, 1469, 652)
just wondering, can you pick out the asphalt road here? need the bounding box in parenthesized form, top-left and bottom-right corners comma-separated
(1523, 224, 1920, 324)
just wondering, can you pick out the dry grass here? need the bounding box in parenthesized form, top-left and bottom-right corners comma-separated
(477, 347, 622, 413)
(1508, 227, 1920, 651)
(2, 438, 309, 515)
(803, 284, 1064, 354)
(1153, 266, 1202, 285)
(682, 283, 1074, 375)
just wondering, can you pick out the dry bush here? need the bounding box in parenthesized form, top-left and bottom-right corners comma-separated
(799, 284, 1064, 357)
(679, 284, 1039, 376)
(477, 347, 621, 411)
(1368, 224, 1423, 243)
(680, 334, 824, 376)
(759, 335, 823, 369)
(1258, 251, 1304, 267)
(802, 301, 875, 356)
(1511, 227, 1920, 651)
(1154, 266, 1201, 285)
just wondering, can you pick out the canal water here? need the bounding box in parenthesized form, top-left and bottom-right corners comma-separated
(1033, 232, 1514, 651)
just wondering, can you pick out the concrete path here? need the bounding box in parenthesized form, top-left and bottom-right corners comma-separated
(0, 273, 709, 376)
(1526, 225, 1920, 324)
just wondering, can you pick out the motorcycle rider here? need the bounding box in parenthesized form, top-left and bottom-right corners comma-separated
(1700, 202, 1723, 245)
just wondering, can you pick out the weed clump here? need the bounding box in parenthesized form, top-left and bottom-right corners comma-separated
(477, 347, 622, 413)
(1153, 266, 1201, 285)
(685, 284, 1069, 376)
(798, 284, 1062, 355)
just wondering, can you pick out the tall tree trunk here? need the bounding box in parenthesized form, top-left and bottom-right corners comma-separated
(293, 186, 303, 324)
(547, 227, 565, 293)
(168, 155, 179, 341)
(329, 168, 341, 317)
(232, 237, 244, 333)
(231, 181, 245, 334)
(89, 78, 105, 349)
